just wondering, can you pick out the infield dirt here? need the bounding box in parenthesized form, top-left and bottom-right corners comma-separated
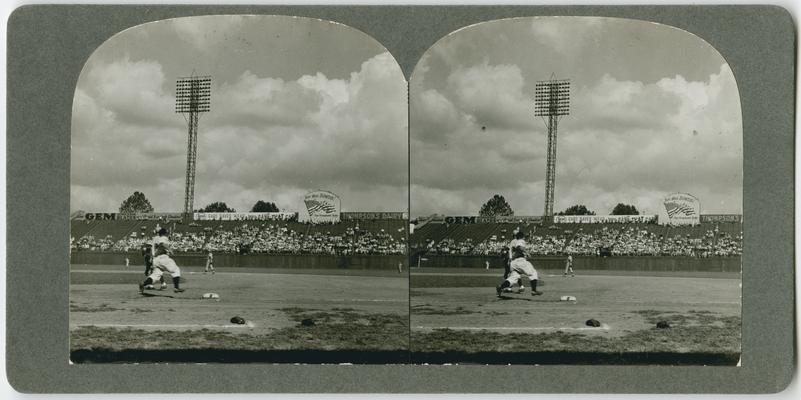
(70, 264, 408, 363)
(410, 268, 740, 365)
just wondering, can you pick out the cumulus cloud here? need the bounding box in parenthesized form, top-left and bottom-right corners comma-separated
(571, 74, 680, 131)
(411, 50, 742, 217)
(72, 48, 407, 213)
(211, 72, 320, 129)
(78, 56, 182, 128)
(445, 62, 535, 131)
(71, 57, 187, 206)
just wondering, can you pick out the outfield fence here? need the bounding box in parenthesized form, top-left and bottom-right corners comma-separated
(412, 254, 741, 273)
(70, 252, 406, 270)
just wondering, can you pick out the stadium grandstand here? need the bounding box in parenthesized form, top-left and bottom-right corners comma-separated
(71, 215, 407, 256)
(410, 218, 742, 258)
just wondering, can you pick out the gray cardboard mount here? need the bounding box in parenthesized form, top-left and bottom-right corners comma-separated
(5, 4, 795, 394)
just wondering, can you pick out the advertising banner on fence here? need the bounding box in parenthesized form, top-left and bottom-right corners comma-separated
(553, 215, 657, 224)
(304, 190, 341, 224)
(440, 215, 544, 224)
(443, 216, 479, 224)
(658, 193, 701, 225)
(126, 212, 184, 221)
(700, 214, 742, 223)
(493, 216, 544, 224)
(193, 212, 298, 221)
(75, 212, 185, 221)
(341, 212, 407, 220)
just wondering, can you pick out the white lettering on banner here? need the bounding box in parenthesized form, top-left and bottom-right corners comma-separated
(341, 212, 406, 220)
(553, 215, 657, 224)
(123, 212, 184, 221)
(440, 216, 544, 224)
(193, 212, 298, 221)
(494, 216, 543, 224)
(700, 214, 742, 223)
(75, 212, 185, 221)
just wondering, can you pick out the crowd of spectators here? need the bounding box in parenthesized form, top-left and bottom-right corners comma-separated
(471, 234, 567, 256)
(415, 224, 743, 258)
(660, 230, 742, 257)
(565, 226, 661, 256)
(71, 222, 406, 255)
(426, 238, 476, 255)
(72, 220, 741, 258)
(71, 235, 115, 251)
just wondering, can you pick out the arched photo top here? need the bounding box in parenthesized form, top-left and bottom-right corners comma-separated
(71, 15, 408, 216)
(68, 14, 410, 365)
(410, 16, 742, 219)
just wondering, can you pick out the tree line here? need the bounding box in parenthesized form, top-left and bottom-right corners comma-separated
(118, 190, 640, 217)
(118, 191, 281, 214)
(478, 194, 640, 216)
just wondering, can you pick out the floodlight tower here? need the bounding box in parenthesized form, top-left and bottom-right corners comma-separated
(175, 75, 211, 215)
(534, 76, 570, 218)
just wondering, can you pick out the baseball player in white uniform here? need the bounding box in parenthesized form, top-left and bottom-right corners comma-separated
(496, 230, 543, 297)
(563, 254, 575, 277)
(204, 250, 215, 274)
(139, 228, 184, 293)
(504, 231, 527, 293)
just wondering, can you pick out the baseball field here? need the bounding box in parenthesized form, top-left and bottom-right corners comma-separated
(70, 263, 741, 365)
(410, 267, 741, 365)
(70, 264, 409, 363)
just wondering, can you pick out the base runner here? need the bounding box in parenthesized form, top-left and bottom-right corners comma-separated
(496, 230, 542, 297)
(501, 231, 525, 293)
(141, 244, 166, 290)
(139, 228, 184, 293)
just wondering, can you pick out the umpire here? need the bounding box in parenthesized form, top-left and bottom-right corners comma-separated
(501, 248, 511, 278)
(142, 243, 153, 276)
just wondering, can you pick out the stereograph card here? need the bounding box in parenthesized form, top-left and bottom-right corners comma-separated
(5, 4, 795, 394)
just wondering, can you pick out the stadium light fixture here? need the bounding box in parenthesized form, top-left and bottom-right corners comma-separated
(534, 77, 570, 218)
(175, 75, 212, 215)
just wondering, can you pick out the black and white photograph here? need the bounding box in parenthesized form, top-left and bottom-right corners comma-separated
(409, 17, 743, 364)
(69, 15, 409, 363)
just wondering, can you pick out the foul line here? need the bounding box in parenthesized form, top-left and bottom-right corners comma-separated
(326, 299, 405, 303)
(249, 298, 405, 304)
(415, 324, 611, 331)
(412, 272, 739, 280)
(75, 321, 256, 329)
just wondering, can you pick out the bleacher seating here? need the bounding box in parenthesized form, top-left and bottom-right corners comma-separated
(411, 220, 742, 257)
(70, 217, 407, 255)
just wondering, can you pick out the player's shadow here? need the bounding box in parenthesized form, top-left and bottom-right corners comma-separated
(496, 296, 533, 302)
(141, 292, 175, 298)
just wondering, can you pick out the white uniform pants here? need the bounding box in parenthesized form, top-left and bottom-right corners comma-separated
(506, 257, 538, 284)
(148, 254, 181, 281)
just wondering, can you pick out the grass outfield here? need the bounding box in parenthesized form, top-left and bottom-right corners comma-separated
(410, 269, 741, 365)
(70, 264, 408, 363)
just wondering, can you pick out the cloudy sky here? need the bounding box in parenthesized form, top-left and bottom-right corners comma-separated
(71, 15, 407, 215)
(410, 17, 742, 218)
